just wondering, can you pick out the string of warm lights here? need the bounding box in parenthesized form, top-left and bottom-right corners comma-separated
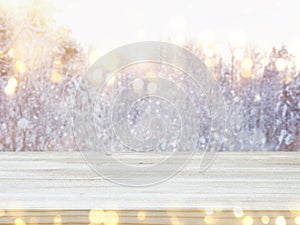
(1, 208, 300, 225)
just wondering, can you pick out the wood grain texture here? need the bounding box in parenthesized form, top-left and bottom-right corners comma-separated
(0, 152, 299, 211)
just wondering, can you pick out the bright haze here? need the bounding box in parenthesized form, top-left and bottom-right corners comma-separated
(3, 0, 300, 57)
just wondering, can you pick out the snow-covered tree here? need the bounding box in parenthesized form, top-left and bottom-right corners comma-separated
(0, 7, 299, 152)
(0, 4, 88, 151)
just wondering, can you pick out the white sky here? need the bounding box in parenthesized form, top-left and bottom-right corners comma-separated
(47, 0, 300, 57)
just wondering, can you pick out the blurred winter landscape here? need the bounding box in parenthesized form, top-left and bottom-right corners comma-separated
(0, 0, 299, 152)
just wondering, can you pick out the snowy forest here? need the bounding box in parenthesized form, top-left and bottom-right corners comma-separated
(0, 4, 299, 152)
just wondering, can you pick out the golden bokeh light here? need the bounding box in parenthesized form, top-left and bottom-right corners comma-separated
(14, 218, 26, 225)
(204, 215, 214, 224)
(89, 208, 105, 224)
(8, 48, 15, 58)
(50, 71, 62, 83)
(15, 60, 26, 74)
(233, 48, 244, 60)
(147, 82, 157, 94)
(54, 215, 62, 224)
(233, 207, 244, 218)
(275, 216, 286, 225)
(242, 216, 254, 225)
(241, 58, 253, 69)
(283, 74, 293, 84)
(53, 59, 62, 67)
(242, 69, 252, 78)
(4, 85, 16, 96)
(137, 211, 146, 221)
(295, 216, 300, 225)
(170, 216, 184, 225)
(214, 208, 223, 212)
(133, 78, 144, 92)
(262, 57, 269, 66)
(275, 58, 286, 71)
(0, 209, 4, 217)
(8, 77, 18, 88)
(205, 58, 214, 67)
(261, 216, 270, 224)
(104, 211, 119, 225)
(89, 49, 101, 65)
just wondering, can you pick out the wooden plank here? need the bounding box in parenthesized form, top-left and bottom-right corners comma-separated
(0, 209, 300, 225)
(0, 152, 299, 211)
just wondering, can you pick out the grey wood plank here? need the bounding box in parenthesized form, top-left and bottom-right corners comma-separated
(0, 152, 299, 210)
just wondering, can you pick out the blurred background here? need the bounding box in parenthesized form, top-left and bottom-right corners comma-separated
(0, 0, 299, 151)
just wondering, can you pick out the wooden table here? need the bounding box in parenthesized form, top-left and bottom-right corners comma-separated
(0, 152, 299, 225)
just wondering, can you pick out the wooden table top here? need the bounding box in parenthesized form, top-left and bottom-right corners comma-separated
(0, 152, 299, 210)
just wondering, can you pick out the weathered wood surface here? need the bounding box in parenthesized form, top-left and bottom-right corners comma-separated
(0, 152, 299, 211)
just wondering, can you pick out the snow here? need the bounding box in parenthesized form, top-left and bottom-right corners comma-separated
(0, 9, 299, 152)
(17, 118, 30, 129)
